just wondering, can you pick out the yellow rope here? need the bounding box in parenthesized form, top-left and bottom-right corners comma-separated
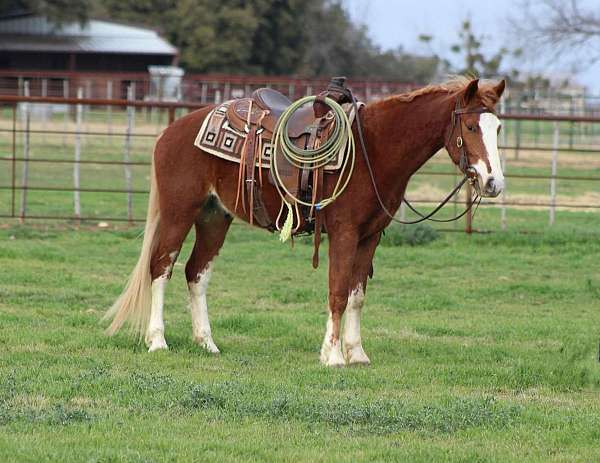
(271, 96, 355, 240)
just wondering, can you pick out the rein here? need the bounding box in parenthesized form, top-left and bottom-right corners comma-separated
(351, 94, 486, 226)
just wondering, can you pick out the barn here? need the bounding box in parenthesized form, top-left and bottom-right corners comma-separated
(0, 14, 177, 72)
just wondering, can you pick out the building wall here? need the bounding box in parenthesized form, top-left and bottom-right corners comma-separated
(0, 51, 174, 72)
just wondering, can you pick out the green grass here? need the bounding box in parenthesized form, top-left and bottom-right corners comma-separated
(1, 223, 600, 461)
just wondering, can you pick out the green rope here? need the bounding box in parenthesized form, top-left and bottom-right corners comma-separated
(271, 96, 355, 241)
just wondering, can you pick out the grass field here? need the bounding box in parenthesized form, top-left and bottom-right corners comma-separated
(2, 223, 600, 461)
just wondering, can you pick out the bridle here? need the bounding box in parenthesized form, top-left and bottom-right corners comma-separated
(352, 95, 493, 225)
(446, 98, 495, 179)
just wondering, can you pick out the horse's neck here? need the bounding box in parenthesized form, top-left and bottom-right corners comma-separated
(361, 92, 455, 204)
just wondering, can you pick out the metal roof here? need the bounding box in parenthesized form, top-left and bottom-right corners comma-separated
(0, 15, 177, 55)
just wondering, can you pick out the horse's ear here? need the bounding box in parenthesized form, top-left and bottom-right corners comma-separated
(463, 78, 479, 104)
(494, 79, 506, 98)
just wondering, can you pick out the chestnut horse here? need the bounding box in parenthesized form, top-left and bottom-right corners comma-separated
(105, 77, 506, 367)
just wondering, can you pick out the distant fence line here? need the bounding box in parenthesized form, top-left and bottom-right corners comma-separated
(1, 70, 599, 117)
(0, 70, 418, 106)
(0, 94, 599, 231)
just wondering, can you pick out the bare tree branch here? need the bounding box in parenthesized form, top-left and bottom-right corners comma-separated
(509, 0, 600, 68)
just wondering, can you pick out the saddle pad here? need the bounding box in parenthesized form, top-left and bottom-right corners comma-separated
(194, 100, 362, 172)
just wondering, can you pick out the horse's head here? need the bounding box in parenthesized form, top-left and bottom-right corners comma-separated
(444, 78, 506, 197)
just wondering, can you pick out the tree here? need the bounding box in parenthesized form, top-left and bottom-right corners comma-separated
(300, 1, 438, 80)
(419, 19, 520, 79)
(0, 0, 92, 24)
(510, 0, 600, 67)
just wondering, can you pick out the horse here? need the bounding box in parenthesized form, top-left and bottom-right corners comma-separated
(104, 77, 506, 367)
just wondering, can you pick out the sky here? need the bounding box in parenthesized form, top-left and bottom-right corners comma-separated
(343, 0, 600, 92)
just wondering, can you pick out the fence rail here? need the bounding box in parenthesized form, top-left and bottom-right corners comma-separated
(1, 94, 599, 232)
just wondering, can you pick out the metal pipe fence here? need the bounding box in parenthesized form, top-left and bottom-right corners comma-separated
(0, 94, 599, 232)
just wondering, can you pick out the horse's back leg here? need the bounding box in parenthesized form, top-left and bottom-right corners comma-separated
(145, 199, 199, 351)
(185, 195, 233, 353)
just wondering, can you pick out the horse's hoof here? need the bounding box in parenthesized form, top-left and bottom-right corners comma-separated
(196, 337, 220, 354)
(147, 338, 168, 352)
(345, 346, 371, 366)
(321, 344, 347, 367)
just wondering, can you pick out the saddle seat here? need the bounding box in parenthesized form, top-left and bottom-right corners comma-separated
(227, 88, 326, 138)
(252, 88, 291, 117)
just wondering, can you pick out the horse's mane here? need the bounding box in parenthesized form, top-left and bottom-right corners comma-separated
(385, 76, 470, 103)
(369, 76, 500, 109)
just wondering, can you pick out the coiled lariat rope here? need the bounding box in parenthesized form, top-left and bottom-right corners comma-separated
(271, 96, 356, 241)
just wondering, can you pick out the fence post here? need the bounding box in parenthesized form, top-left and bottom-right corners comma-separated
(549, 121, 559, 225)
(124, 85, 135, 224)
(500, 100, 508, 230)
(515, 119, 521, 161)
(11, 104, 17, 218)
(399, 200, 406, 223)
(200, 82, 208, 104)
(107, 80, 113, 139)
(569, 96, 574, 150)
(85, 80, 92, 132)
(41, 78, 48, 142)
(62, 79, 69, 147)
(19, 81, 30, 223)
(465, 182, 473, 234)
(74, 87, 83, 223)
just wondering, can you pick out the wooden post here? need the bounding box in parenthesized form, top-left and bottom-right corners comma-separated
(124, 85, 135, 224)
(74, 87, 83, 223)
(19, 81, 30, 223)
(549, 121, 559, 225)
(465, 181, 473, 234)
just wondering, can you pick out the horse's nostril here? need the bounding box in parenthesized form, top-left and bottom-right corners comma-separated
(485, 177, 495, 191)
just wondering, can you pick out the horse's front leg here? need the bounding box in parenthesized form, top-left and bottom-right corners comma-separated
(343, 232, 381, 365)
(320, 232, 358, 367)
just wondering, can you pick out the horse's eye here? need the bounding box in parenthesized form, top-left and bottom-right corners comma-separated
(467, 124, 477, 132)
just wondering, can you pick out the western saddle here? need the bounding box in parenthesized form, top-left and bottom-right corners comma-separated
(194, 77, 355, 264)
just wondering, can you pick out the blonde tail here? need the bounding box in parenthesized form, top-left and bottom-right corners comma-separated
(104, 158, 160, 339)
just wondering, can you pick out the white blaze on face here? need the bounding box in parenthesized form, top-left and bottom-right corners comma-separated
(472, 113, 505, 197)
